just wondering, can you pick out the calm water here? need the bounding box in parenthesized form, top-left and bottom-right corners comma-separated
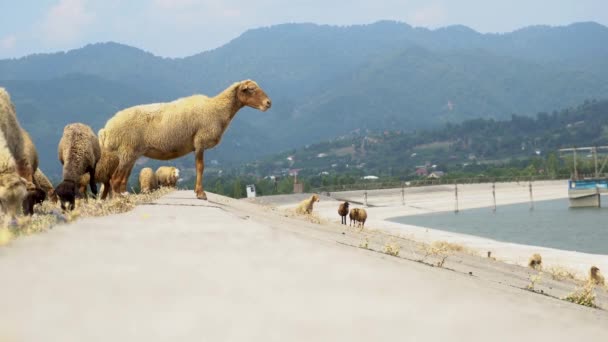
(389, 197, 608, 255)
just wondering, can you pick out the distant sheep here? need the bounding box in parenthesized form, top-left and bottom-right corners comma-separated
(349, 208, 367, 228)
(0, 88, 29, 218)
(338, 201, 349, 225)
(55, 123, 101, 211)
(528, 253, 542, 270)
(139, 167, 158, 193)
(295, 194, 320, 214)
(156, 166, 179, 187)
(589, 266, 605, 286)
(100, 80, 271, 200)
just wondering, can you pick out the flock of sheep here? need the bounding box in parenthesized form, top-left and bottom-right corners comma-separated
(0, 79, 272, 218)
(295, 194, 368, 228)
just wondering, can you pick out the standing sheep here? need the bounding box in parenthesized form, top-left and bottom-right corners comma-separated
(100, 80, 271, 199)
(295, 194, 320, 214)
(349, 208, 367, 228)
(338, 201, 349, 225)
(139, 167, 158, 193)
(0, 88, 31, 218)
(156, 166, 179, 187)
(55, 123, 101, 211)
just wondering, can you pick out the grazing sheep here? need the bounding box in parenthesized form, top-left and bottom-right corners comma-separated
(349, 208, 368, 228)
(338, 201, 349, 224)
(156, 166, 179, 187)
(95, 149, 119, 200)
(20, 128, 43, 215)
(33, 168, 56, 202)
(55, 123, 101, 211)
(101, 80, 271, 199)
(139, 167, 158, 193)
(295, 194, 320, 214)
(528, 253, 542, 270)
(589, 266, 605, 286)
(0, 88, 30, 218)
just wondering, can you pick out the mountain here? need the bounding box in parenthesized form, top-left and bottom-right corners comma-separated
(1, 21, 608, 178)
(243, 99, 608, 180)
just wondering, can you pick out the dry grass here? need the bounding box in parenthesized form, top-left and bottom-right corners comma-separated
(418, 241, 472, 267)
(0, 187, 174, 245)
(383, 240, 400, 257)
(526, 272, 543, 292)
(359, 237, 370, 250)
(563, 282, 598, 308)
(546, 266, 581, 282)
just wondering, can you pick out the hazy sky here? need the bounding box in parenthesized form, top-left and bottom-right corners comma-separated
(1, 0, 607, 59)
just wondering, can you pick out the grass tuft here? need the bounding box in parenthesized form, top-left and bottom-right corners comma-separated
(563, 282, 597, 308)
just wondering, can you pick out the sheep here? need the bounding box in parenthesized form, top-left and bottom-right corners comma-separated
(295, 194, 320, 214)
(55, 123, 101, 211)
(338, 201, 349, 224)
(100, 80, 271, 199)
(21, 129, 45, 215)
(0, 88, 31, 218)
(349, 208, 367, 228)
(139, 167, 158, 193)
(77, 147, 120, 200)
(528, 253, 542, 270)
(95, 149, 119, 200)
(589, 266, 605, 286)
(156, 166, 179, 187)
(33, 168, 56, 202)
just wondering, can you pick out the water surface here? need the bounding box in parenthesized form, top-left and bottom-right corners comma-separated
(389, 198, 608, 255)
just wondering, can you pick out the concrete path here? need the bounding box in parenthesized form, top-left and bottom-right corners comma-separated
(0, 191, 607, 341)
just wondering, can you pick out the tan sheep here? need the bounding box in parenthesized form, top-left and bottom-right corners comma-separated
(528, 253, 542, 270)
(338, 201, 349, 225)
(21, 129, 45, 215)
(77, 148, 119, 200)
(589, 266, 605, 286)
(156, 166, 179, 187)
(33, 168, 56, 202)
(139, 167, 158, 193)
(349, 208, 368, 228)
(0, 88, 30, 218)
(95, 149, 119, 200)
(101, 80, 271, 199)
(56, 123, 101, 211)
(295, 194, 320, 214)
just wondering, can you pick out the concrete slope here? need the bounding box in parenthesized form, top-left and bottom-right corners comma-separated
(0, 191, 606, 341)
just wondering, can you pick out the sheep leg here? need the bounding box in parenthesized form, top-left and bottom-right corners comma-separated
(194, 149, 207, 200)
(112, 158, 136, 194)
(100, 182, 111, 200)
(88, 166, 98, 197)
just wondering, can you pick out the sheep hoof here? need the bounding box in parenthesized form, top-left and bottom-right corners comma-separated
(196, 190, 207, 200)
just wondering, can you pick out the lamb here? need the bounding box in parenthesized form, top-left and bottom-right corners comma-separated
(528, 253, 542, 270)
(295, 194, 320, 214)
(0, 88, 31, 218)
(589, 266, 605, 286)
(33, 168, 56, 202)
(55, 123, 101, 211)
(95, 149, 119, 199)
(349, 208, 367, 228)
(139, 167, 158, 193)
(156, 166, 179, 187)
(77, 149, 119, 200)
(100, 80, 271, 200)
(338, 201, 349, 224)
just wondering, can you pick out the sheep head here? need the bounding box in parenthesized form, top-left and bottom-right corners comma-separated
(237, 80, 271, 112)
(55, 180, 77, 211)
(0, 173, 27, 218)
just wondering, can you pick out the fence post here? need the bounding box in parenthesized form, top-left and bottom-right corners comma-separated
(455, 183, 459, 213)
(529, 180, 534, 211)
(364, 184, 368, 207)
(492, 182, 496, 212)
(401, 181, 405, 206)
